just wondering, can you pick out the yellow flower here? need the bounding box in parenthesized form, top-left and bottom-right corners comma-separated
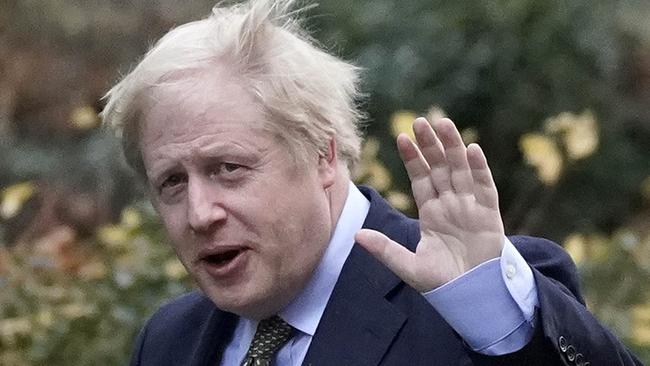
(97, 225, 129, 249)
(631, 322, 650, 346)
(632, 303, 650, 323)
(0, 317, 32, 340)
(164, 258, 187, 280)
(70, 105, 99, 130)
(390, 110, 418, 140)
(361, 137, 381, 160)
(59, 303, 96, 319)
(632, 232, 650, 269)
(461, 127, 479, 145)
(366, 162, 392, 192)
(544, 110, 599, 161)
(35, 309, 54, 328)
(121, 207, 143, 230)
(353, 137, 382, 182)
(564, 233, 586, 266)
(386, 191, 412, 212)
(0, 182, 36, 219)
(78, 260, 108, 281)
(519, 133, 563, 185)
(587, 233, 611, 264)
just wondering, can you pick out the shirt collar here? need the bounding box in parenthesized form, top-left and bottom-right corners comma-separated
(278, 182, 370, 336)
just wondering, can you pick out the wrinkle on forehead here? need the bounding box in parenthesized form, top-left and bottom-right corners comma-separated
(146, 128, 271, 160)
(141, 72, 267, 139)
(142, 64, 263, 129)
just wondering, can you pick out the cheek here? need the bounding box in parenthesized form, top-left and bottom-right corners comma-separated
(158, 209, 189, 249)
(267, 197, 330, 262)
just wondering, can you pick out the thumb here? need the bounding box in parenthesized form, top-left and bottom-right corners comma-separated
(355, 229, 417, 288)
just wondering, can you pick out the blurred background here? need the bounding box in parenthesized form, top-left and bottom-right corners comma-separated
(1, 0, 649, 364)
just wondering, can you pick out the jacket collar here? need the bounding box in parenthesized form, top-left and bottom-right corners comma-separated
(302, 185, 416, 365)
(189, 305, 238, 366)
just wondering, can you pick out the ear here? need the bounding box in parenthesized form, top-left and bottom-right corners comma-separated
(318, 138, 338, 189)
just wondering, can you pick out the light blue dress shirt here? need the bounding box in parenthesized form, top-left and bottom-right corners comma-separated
(221, 183, 538, 365)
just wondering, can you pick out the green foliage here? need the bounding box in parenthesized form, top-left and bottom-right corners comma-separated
(0, 0, 649, 364)
(0, 205, 190, 365)
(311, 0, 649, 240)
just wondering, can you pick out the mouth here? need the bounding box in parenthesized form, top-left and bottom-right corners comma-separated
(204, 249, 244, 266)
(198, 247, 249, 277)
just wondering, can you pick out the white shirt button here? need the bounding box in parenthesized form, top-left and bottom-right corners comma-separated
(505, 263, 517, 279)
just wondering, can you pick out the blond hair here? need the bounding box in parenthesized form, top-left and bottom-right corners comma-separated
(101, 0, 364, 175)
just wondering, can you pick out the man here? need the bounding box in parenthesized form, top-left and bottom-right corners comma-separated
(101, 0, 642, 365)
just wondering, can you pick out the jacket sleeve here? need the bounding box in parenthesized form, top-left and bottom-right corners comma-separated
(129, 320, 149, 366)
(466, 235, 643, 365)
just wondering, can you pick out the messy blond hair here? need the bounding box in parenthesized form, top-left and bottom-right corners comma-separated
(101, 0, 364, 175)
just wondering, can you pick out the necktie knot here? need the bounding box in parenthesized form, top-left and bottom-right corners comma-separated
(242, 315, 294, 366)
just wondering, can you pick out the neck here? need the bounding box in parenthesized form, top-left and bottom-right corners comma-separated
(327, 165, 352, 230)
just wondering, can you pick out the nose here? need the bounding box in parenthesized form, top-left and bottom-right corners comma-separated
(187, 177, 227, 234)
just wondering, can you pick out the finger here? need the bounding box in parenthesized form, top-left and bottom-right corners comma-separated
(355, 229, 418, 286)
(396, 133, 438, 207)
(467, 143, 499, 209)
(412, 117, 452, 193)
(432, 118, 473, 194)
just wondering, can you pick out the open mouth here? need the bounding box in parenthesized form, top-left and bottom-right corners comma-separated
(204, 249, 244, 266)
(198, 247, 250, 277)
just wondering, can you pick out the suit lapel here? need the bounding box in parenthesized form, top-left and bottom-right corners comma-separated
(303, 186, 417, 366)
(302, 246, 406, 366)
(189, 307, 238, 366)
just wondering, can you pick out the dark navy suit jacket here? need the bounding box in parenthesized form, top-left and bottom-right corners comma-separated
(130, 186, 643, 365)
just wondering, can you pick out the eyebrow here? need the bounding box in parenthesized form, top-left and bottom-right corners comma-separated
(146, 140, 269, 181)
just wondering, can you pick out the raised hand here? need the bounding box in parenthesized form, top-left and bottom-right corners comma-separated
(355, 117, 505, 292)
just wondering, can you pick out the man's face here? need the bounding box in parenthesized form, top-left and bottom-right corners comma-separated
(139, 71, 335, 319)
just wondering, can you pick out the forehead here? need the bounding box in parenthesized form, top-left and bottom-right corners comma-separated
(138, 67, 275, 157)
(147, 67, 259, 122)
(141, 66, 269, 135)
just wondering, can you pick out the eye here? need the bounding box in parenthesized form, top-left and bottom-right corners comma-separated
(208, 162, 246, 181)
(160, 173, 187, 190)
(222, 163, 242, 173)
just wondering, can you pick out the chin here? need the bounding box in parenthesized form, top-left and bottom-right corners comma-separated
(197, 280, 265, 317)
(209, 283, 297, 320)
(212, 296, 276, 320)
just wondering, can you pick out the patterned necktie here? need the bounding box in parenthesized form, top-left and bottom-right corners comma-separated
(241, 315, 294, 366)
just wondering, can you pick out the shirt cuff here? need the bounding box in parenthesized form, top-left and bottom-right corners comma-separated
(422, 237, 539, 355)
(500, 237, 538, 321)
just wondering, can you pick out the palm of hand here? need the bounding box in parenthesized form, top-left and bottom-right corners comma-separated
(415, 191, 504, 291)
(356, 118, 505, 292)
